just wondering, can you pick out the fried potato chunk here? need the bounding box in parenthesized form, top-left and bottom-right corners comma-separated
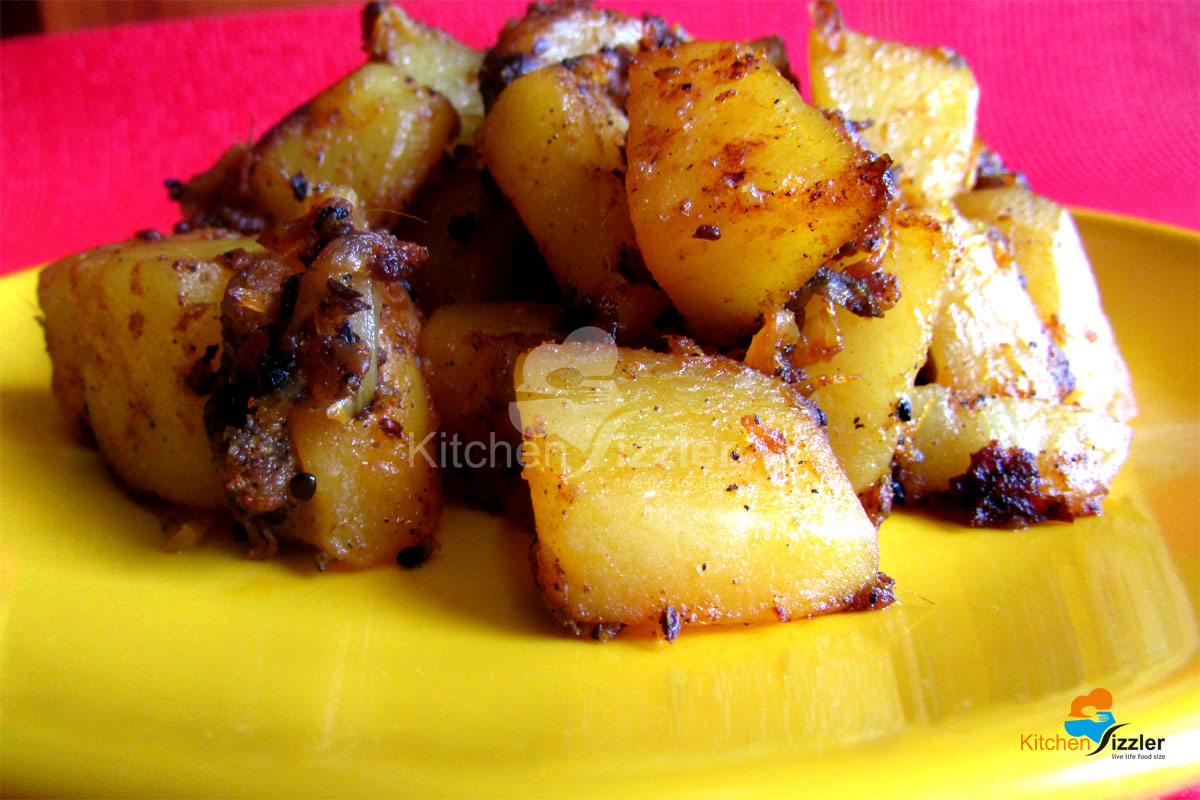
(479, 64, 670, 341)
(39, 230, 259, 508)
(172, 63, 457, 232)
(626, 41, 894, 343)
(799, 212, 957, 494)
(955, 184, 1135, 420)
(418, 302, 565, 510)
(514, 343, 880, 637)
(808, 0, 980, 206)
(896, 385, 1131, 526)
(363, 1, 485, 145)
(207, 193, 441, 566)
(926, 216, 1074, 400)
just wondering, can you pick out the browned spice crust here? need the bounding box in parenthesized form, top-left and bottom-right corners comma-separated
(942, 441, 1073, 527)
(479, 0, 685, 109)
(842, 572, 896, 612)
(971, 145, 1028, 190)
(206, 197, 427, 554)
(857, 478, 894, 529)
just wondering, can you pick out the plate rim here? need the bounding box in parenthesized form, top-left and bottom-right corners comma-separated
(1, 208, 1198, 800)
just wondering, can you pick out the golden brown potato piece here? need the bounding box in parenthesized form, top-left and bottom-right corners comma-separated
(896, 385, 1132, 525)
(809, 0, 980, 206)
(420, 302, 564, 449)
(479, 64, 671, 341)
(39, 229, 259, 508)
(207, 194, 441, 566)
(514, 343, 881, 638)
(798, 212, 957, 494)
(954, 185, 1135, 420)
(394, 163, 547, 311)
(625, 41, 894, 344)
(171, 62, 457, 233)
(363, 1, 485, 145)
(480, 0, 684, 106)
(418, 302, 565, 510)
(925, 215, 1074, 400)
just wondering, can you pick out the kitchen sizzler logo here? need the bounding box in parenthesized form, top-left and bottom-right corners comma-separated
(1019, 688, 1167, 758)
(1064, 688, 1124, 754)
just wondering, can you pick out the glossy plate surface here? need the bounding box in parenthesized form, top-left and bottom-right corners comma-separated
(1, 212, 1197, 798)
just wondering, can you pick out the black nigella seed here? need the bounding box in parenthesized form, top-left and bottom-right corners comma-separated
(396, 544, 427, 569)
(897, 397, 913, 422)
(289, 472, 317, 501)
(290, 172, 309, 201)
(692, 224, 721, 241)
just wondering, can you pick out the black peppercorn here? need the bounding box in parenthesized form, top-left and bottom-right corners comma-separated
(289, 472, 317, 501)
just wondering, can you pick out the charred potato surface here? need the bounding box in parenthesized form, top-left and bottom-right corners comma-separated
(896, 385, 1132, 526)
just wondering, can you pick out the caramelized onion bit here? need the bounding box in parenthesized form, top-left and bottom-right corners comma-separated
(789, 264, 900, 319)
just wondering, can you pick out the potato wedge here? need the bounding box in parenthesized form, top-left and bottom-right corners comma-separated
(363, 1, 485, 145)
(207, 194, 441, 566)
(896, 385, 1131, 525)
(955, 185, 1135, 420)
(479, 64, 670, 341)
(626, 41, 894, 343)
(418, 302, 565, 510)
(514, 343, 880, 636)
(808, 0, 980, 206)
(800, 212, 957, 493)
(38, 230, 258, 508)
(926, 215, 1074, 400)
(172, 62, 458, 232)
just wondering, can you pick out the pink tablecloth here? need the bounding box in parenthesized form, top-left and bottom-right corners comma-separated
(1, 0, 1197, 273)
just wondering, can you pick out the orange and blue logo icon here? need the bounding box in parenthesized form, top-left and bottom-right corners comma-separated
(1021, 688, 1165, 756)
(1064, 688, 1127, 755)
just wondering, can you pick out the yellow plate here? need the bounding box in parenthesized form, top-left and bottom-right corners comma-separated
(1, 211, 1197, 799)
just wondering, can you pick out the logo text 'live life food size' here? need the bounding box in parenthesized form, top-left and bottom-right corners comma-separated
(1019, 688, 1166, 759)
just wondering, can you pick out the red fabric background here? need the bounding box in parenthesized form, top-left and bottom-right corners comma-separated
(1, 0, 1197, 273)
